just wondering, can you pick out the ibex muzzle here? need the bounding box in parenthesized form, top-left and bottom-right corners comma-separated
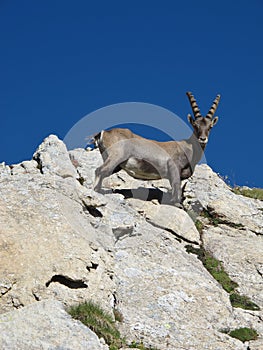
(92, 92, 220, 207)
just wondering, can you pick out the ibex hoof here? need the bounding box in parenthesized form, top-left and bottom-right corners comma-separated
(174, 202, 184, 209)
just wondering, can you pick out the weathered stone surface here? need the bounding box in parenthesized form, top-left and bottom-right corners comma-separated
(0, 135, 262, 349)
(0, 300, 109, 350)
(9, 160, 39, 175)
(69, 148, 103, 187)
(0, 162, 11, 177)
(127, 198, 200, 244)
(184, 164, 263, 234)
(0, 171, 115, 314)
(203, 225, 263, 308)
(114, 226, 248, 350)
(33, 134, 78, 178)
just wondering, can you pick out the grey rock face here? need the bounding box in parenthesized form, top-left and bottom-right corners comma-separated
(184, 164, 263, 234)
(69, 147, 103, 187)
(203, 224, 263, 311)
(127, 198, 201, 244)
(0, 138, 116, 315)
(0, 162, 11, 177)
(0, 135, 262, 350)
(114, 229, 243, 350)
(33, 134, 78, 178)
(0, 300, 109, 350)
(183, 164, 263, 310)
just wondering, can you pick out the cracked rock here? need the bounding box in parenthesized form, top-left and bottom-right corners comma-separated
(0, 300, 109, 350)
(33, 134, 78, 178)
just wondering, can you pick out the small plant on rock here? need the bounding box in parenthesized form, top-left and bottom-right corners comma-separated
(128, 341, 159, 349)
(185, 246, 260, 311)
(185, 246, 238, 293)
(230, 293, 260, 311)
(232, 187, 263, 201)
(194, 219, 204, 234)
(113, 308, 124, 323)
(68, 300, 124, 350)
(228, 327, 258, 342)
(200, 208, 244, 228)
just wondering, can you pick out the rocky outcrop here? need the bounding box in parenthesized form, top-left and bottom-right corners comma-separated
(184, 165, 263, 310)
(0, 300, 109, 350)
(0, 135, 262, 350)
(184, 164, 263, 234)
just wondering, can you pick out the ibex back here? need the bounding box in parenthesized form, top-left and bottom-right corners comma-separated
(92, 92, 220, 207)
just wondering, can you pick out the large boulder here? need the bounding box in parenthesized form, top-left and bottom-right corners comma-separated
(0, 300, 108, 350)
(184, 164, 263, 234)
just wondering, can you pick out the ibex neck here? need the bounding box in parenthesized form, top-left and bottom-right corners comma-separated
(187, 133, 206, 165)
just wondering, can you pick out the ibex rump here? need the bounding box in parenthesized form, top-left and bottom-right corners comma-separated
(93, 92, 220, 206)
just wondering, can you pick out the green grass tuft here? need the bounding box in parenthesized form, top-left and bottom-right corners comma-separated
(200, 208, 244, 228)
(186, 246, 238, 293)
(113, 308, 124, 322)
(185, 246, 260, 310)
(68, 301, 123, 349)
(228, 327, 258, 342)
(128, 341, 159, 349)
(230, 293, 260, 311)
(195, 219, 204, 234)
(68, 301, 161, 349)
(203, 254, 238, 293)
(232, 187, 263, 201)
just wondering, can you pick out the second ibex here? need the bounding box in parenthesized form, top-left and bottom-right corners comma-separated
(93, 92, 220, 207)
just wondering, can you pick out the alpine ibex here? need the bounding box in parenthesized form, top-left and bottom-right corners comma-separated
(93, 92, 220, 206)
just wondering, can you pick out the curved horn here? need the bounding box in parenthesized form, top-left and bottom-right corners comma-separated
(206, 94, 221, 120)
(186, 92, 202, 119)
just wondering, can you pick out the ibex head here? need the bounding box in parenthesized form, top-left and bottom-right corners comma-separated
(186, 92, 220, 145)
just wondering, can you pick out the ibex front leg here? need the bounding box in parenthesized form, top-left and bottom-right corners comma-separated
(167, 158, 182, 208)
(94, 154, 126, 192)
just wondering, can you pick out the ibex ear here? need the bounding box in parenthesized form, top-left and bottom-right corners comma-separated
(211, 116, 219, 127)
(187, 114, 195, 126)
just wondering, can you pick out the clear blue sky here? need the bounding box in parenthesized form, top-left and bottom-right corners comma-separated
(1, 1, 262, 187)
